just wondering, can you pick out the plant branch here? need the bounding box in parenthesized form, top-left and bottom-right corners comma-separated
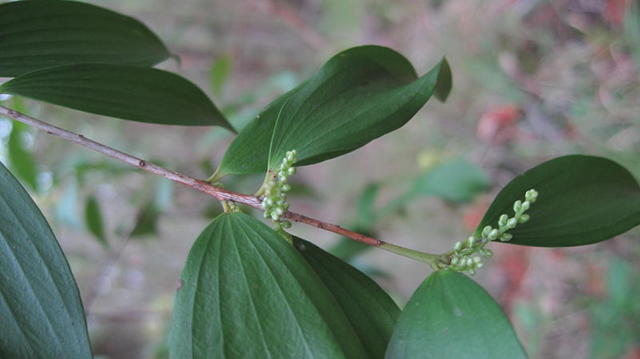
(0, 104, 439, 265)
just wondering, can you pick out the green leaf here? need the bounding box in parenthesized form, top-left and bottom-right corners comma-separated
(84, 195, 107, 247)
(217, 46, 446, 176)
(169, 213, 368, 359)
(210, 54, 232, 97)
(0, 0, 170, 77)
(329, 236, 372, 261)
(0, 162, 92, 358)
(386, 270, 526, 359)
(129, 202, 160, 238)
(8, 120, 38, 192)
(410, 158, 489, 203)
(356, 183, 380, 227)
(0, 64, 234, 130)
(293, 237, 400, 359)
(479, 155, 640, 247)
(55, 179, 82, 228)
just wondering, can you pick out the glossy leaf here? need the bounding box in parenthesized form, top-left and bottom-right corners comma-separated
(217, 46, 446, 176)
(293, 237, 400, 358)
(8, 120, 38, 192)
(1, 64, 234, 129)
(0, 0, 170, 77)
(84, 195, 107, 247)
(386, 270, 526, 359)
(479, 155, 640, 247)
(169, 213, 368, 359)
(410, 158, 489, 203)
(0, 162, 92, 358)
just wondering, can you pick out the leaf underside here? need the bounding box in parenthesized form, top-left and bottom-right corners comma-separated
(169, 213, 369, 359)
(293, 237, 400, 358)
(0, 162, 92, 358)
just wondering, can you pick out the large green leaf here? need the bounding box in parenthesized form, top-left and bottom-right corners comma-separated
(169, 213, 368, 359)
(479, 155, 640, 247)
(0, 64, 233, 129)
(386, 270, 526, 359)
(216, 46, 447, 176)
(0, 162, 92, 358)
(0, 0, 170, 77)
(293, 237, 400, 359)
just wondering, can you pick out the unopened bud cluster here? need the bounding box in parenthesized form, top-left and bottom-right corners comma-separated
(438, 189, 538, 275)
(261, 150, 297, 229)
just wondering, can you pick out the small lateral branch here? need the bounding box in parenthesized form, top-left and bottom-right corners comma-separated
(0, 104, 384, 248)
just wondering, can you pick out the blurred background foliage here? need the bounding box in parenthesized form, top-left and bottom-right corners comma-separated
(1, 0, 640, 358)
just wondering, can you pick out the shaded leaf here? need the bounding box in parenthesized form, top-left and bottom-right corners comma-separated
(293, 237, 399, 359)
(217, 46, 447, 176)
(55, 179, 82, 228)
(329, 226, 376, 261)
(410, 158, 489, 203)
(169, 213, 368, 359)
(1, 64, 234, 129)
(0, 0, 170, 77)
(329, 237, 372, 261)
(434, 58, 452, 102)
(84, 195, 107, 247)
(357, 183, 380, 227)
(0, 162, 92, 358)
(8, 120, 38, 192)
(210, 54, 232, 97)
(129, 202, 160, 238)
(386, 270, 526, 359)
(479, 155, 640, 247)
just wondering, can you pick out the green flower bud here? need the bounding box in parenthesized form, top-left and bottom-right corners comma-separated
(513, 200, 522, 212)
(498, 214, 509, 227)
(525, 189, 538, 202)
(500, 233, 513, 242)
(482, 226, 493, 237)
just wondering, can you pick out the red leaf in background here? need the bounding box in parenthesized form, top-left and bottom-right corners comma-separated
(495, 245, 531, 311)
(463, 200, 489, 231)
(624, 346, 640, 359)
(585, 263, 605, 296)
(605, 0, 630, 26)
(477, 104, 521, 144)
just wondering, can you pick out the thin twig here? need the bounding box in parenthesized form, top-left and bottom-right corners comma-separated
(0, 104, 438, 264)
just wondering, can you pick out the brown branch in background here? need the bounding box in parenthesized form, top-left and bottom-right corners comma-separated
(0, 104, 384, 248)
